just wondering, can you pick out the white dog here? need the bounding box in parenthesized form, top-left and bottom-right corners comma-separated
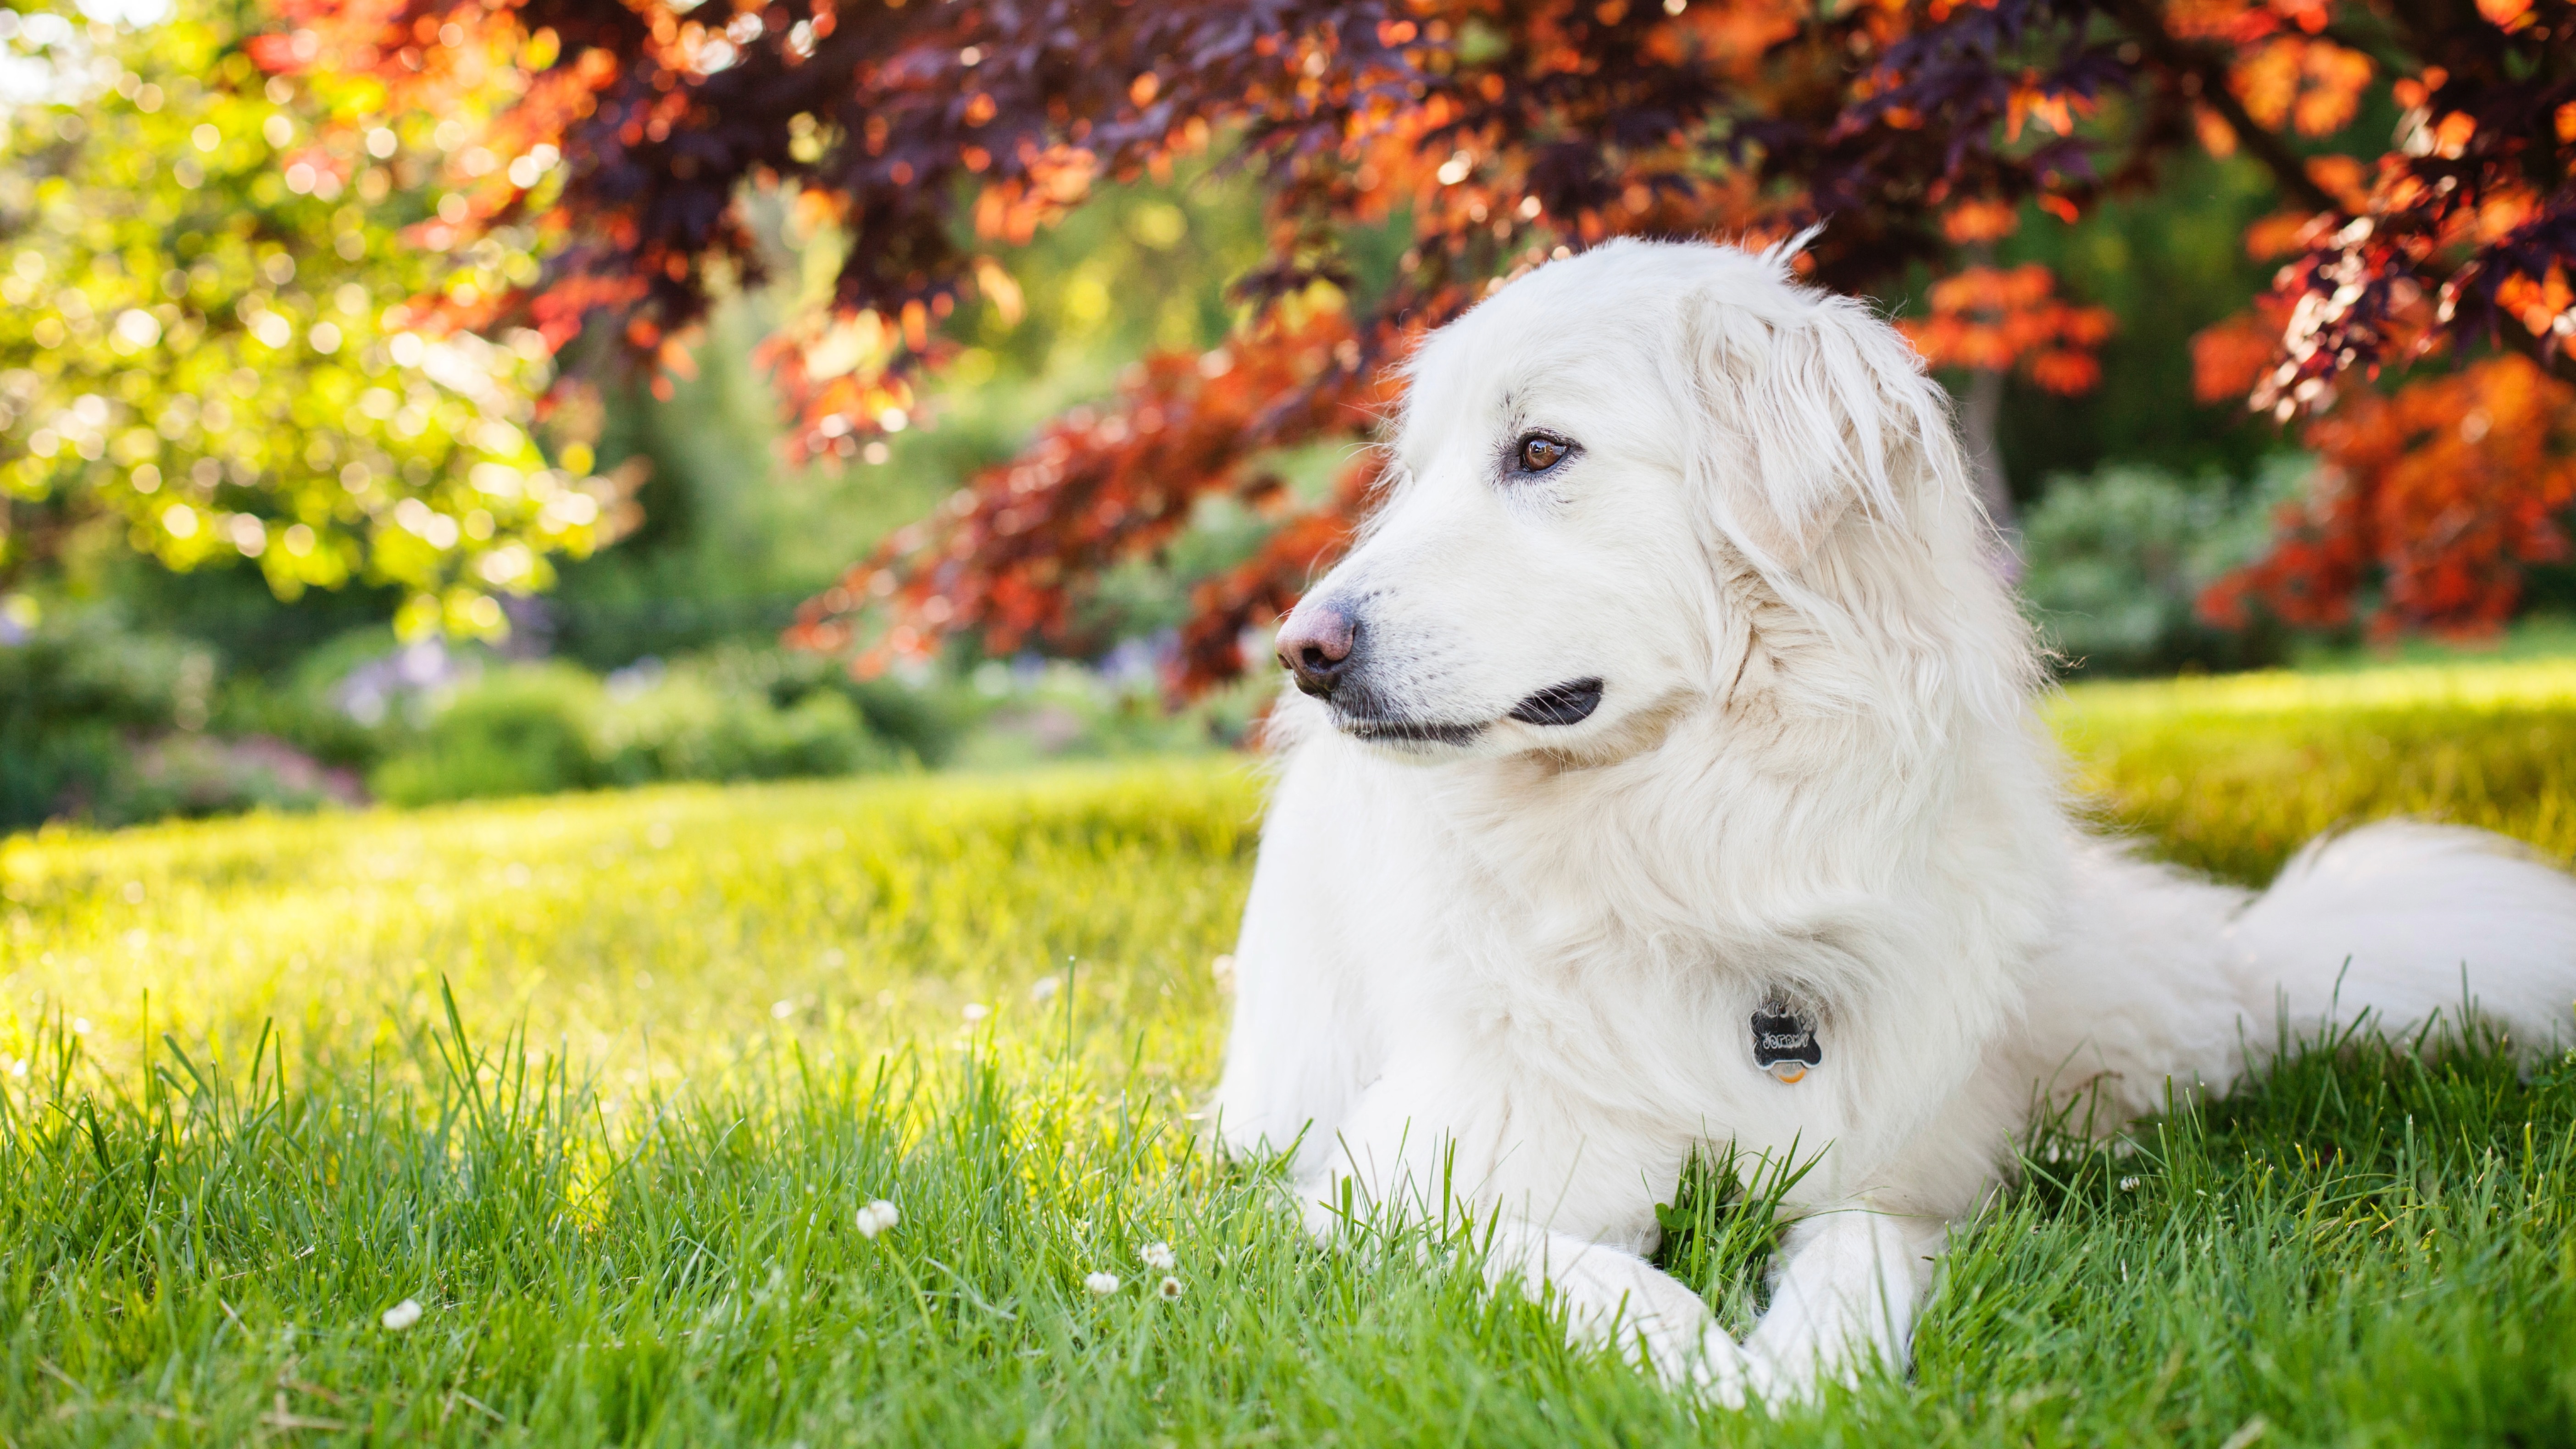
(1212, 238, 2576, 1401)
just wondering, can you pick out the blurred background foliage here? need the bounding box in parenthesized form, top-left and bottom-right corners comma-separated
(0, 0, 632, 641)
(1960, 151, 2286, 494)
(5, 0, 2572, 833)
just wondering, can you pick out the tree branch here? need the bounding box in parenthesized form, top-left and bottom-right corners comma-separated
(2481, 307, 2576, 388)
(2097, 0, 2341, 214)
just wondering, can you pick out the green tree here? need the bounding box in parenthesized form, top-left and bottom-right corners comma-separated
(0, 0, 625, 637)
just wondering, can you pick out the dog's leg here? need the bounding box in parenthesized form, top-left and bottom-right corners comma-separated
(1742, 1202, 1946, 1396)
(1479, 1219, 1764, 1402)
(1294, 1077, 1760, 1403)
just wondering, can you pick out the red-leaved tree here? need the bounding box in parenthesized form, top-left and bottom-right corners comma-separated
(263, 0, 2576, 687)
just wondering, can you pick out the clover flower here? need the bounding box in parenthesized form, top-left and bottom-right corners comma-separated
(1084, 1271, 1120, 1295)
(381, 1298, 423, 1331)
(856, 1199, 900, 1238)
(1139, 1241, 1175, 1271)
(1157, 1276, 1183, 1301)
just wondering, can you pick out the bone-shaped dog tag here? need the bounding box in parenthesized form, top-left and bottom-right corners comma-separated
(1752, 1001, 1821, 1084)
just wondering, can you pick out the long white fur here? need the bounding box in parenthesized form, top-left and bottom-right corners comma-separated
(1212, 239, 2576, 1401)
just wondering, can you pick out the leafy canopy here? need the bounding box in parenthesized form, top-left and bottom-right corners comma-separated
(0, 0, 630, 637)
(265, 0, 2576, 679)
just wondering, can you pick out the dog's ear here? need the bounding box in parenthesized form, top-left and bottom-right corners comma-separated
(1683, 255, 2034, 735)
(1683, 274, 1962, 573)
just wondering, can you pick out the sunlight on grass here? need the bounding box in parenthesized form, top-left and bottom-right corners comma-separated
(2054, 659, 2576, 883)
(0, 762, 1263, 1092)
(2063, 656, 2576, 715)
(5, 666, 2576, 1443)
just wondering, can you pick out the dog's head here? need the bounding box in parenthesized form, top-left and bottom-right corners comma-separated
(1275, 239, 2028, 763)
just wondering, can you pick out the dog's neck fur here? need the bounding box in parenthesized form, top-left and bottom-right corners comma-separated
(1283, 490, 2070, 1183)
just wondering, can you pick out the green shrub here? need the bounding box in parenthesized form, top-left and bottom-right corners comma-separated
(213, 626, 417, 771)
(844, 673, 977, 766)
(594, 666, 899, 784)
(104, 734, 363, 824)
(0, 609, 213, 831)
(675, 640, 971, 766)
(946, 655, 1255, 769)
(369, 654, 900, 807)
(2019, 459, 2298, 676)
(367, 663, 606, 807)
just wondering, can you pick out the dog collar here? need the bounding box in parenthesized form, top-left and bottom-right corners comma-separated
(1752, 1000, 1822, 1084)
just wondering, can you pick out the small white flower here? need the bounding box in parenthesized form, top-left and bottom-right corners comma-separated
(1083, 1271, 1120, 1295)
(1157, 1275, 1183, 1301)
(1138, 1241, 1175, 1271)
(2119, 1177, 2142, 1191)
(961, 1002, 989, 1023)
(380, 1298, 423, 1331)
(855, 1199, 899, 1238)
(1031, 975, 1061, 1003)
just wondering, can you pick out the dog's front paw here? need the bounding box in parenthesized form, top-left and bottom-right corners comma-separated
(1631, 1320, 1768, 1407)
(1262, 1166, 1357, 1246)
(1683, 1324, 1776, 1409)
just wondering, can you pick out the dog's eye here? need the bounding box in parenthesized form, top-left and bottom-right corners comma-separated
(1515, 433, 1571, 473)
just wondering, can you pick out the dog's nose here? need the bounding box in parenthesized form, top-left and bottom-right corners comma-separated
(1276, 603, 1355, 698)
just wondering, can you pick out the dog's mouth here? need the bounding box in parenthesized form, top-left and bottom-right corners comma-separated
(1506, 678, 1604, 727)
(1332, 677, 1603, 745)
(1338, 714, 1488, 746)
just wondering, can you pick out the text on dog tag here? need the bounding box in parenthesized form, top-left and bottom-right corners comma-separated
(1752, 1002, 1821, 1084)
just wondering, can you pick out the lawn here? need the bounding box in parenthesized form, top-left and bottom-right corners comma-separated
(4, 663, 2575, 1446)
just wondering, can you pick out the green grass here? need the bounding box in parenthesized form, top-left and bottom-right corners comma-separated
(2055, 658, 2576, 882)
(4, 667, 2576, 1446)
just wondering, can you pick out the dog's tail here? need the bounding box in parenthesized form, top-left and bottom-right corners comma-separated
(2224, 821, 2576, 1065)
